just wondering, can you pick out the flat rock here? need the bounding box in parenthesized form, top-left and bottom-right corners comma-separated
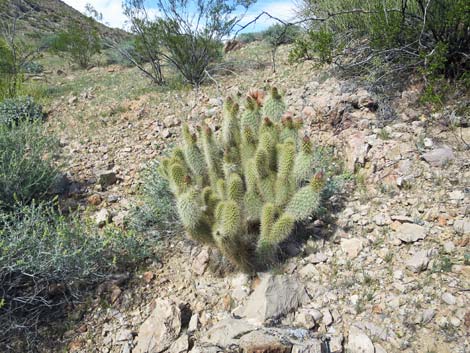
(395, 223, 427, 243)
(442, 292, 456, 305)
(241, 274, 307, 324)
(202, 318, 255, 347)
(306, 252, 328, 264)
(134, 299, 181, 353)
(340, 238, 363, 259)
(454, 219, 470, 234)
(168, 334, 189, 353)
(192, 248, 210, 275)
(97, 170, 117, 187)
(422, 146, 454, 167)
(291, 340, 322, 353)
(346, 326, 375, 353)
(239, 330, 292, 353)
(405, 250, 430, 273)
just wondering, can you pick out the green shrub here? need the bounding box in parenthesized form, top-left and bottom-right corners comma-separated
(21, 61, 44, 74)
(294, 0, 470, 86)
(0, 96, 44, 125)
(262, 24, 303, 46)
(289, 28, 334, 64)
(0, 201, 150, 350)
(0, 119, 59, 209)
(158, 88, 340, 271)
(50, 18, 101, 68)
(238, 32, 262, 44)
(129, 161, 181, 234)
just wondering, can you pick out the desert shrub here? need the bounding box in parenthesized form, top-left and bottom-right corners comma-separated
(262, 24, 303, 46)
(0, 201, 150, 350)
(21, 61, 44, 74)
(0, 96, 44, 125)
(105, 39, 143, 67)
(0, 119, 59, 209)
(294, 0, 469, 90)
(50, 18, 101, 68)
(238, 32, 262, 44)
(129, 161, 180, 234)
(0, 38, 21, 101)
(158, 88, 341, 272)
(122, 0, 254, 86)
(289, 28, 334, 64)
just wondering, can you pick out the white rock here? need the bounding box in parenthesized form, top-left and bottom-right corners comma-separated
(241, 274, 307, 324)
(134, 299, 181, 353)
(95, 208, 111, 227)
(422, 146, 454, 167)
(443, 241, 455, 253)
(346, 326, 375, 353)
(449, 190, 464, 201)
(340, 238, 364, 259)
(188, 314, 199, 333)
(442, 292, 456, 305)
(453, 219, 470, 234)
(395, 223, 427, 243)
(292, 340, 322, 353)
(405, 250, 430, 273)
(450, 317, 461, 327)
(321, 308, 333, 326)
(192, 248, 210, 275)
(168, 334, 189, 353)
(202, 318, 255, 347)
(422, 308, 435, 324)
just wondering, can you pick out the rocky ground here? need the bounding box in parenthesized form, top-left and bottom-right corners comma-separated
(40, 44, 469, 353)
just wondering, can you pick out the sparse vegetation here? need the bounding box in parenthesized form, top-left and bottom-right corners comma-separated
(0, 201, 149, 351)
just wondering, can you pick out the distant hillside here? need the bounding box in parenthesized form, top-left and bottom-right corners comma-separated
(0, 0, 129, 42)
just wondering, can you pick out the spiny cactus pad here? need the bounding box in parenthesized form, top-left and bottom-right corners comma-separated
(158, 88, 327, 271)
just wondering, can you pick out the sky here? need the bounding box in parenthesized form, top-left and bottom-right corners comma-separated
(62, 0, 298, 32)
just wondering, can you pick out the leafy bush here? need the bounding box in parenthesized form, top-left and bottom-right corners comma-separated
(238, 32, 262, 44)
(21, 61, 44, 74)
(158, 88, 340, 271)
(0, 96, 44, 125)
(129, 161, 180, 234)
(0, 201, 150, 350)
(294, 0, 470, 88)
(0, 119, 59, 209)
(289, 28, 334, 64)
(50, 18, 101, 68)
(105, 39, 143, 67)
(262, 24, 303, 46)
(0, 38, 20, 101)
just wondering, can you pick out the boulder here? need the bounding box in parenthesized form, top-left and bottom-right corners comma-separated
(134, 299, 182, 353)
(97, 170, 117, 187)
(241, 274, 307, 324)
(405, 250, 430, 273)
(340, 238, 364, 259)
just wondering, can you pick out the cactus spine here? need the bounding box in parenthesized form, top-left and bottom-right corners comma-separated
(158, 88, 327, 272)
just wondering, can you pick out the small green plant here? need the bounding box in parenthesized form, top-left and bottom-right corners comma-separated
(0, 119, 59, 209)
(158, 88, 339, 271)
(0, 96, 44, 125)
(130, 161, 181, 234)
(289, 27, 334, 64)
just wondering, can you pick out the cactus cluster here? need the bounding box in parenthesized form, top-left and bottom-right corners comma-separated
(158, 87, 326, 271)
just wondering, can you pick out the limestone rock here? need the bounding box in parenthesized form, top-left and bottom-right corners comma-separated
(405, 250, 430, 273)
(454, 219, 470, 234)
(95, 208, 111, 227)
(241, 274, 307, 324)
(340, 238, 363, 259)
(168, 334, 189, 353)
(134, 299, 182, 353)
(346, 326, 375, 353)
(422, 146, 454, 167)
(192, 248, 210, 275)
(202, 318, 255, 347)
(239, 330, 292, 353)
(395, 223, 427, 243)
